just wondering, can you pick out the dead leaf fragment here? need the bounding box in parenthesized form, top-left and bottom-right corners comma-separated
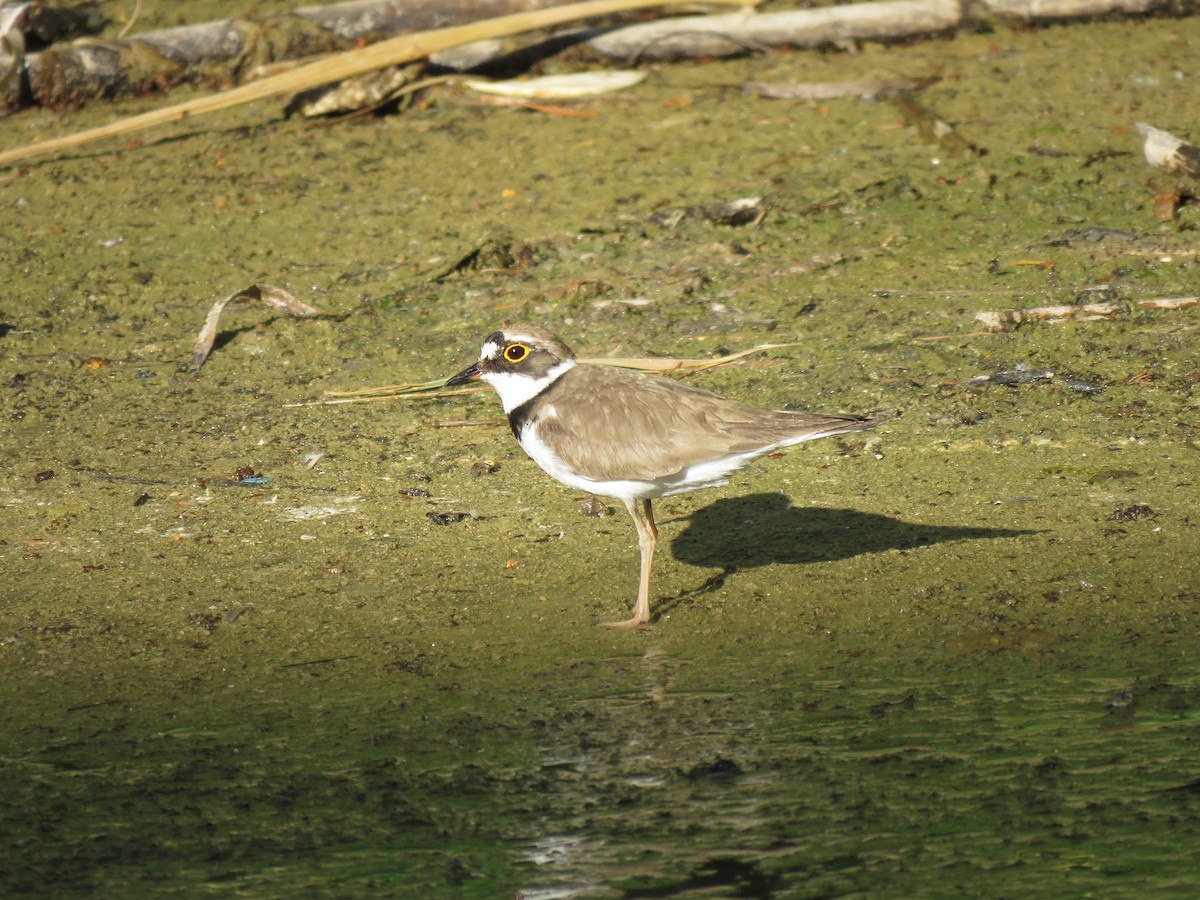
(463, 70, 646, 99)
(189, 283, 320, 373)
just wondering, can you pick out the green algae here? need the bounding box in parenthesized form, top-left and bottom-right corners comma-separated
(2, 4, 1199, 895)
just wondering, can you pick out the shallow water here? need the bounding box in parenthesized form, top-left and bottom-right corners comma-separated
(3, 2, 1200, 896)
(4, 641, 1198, 896)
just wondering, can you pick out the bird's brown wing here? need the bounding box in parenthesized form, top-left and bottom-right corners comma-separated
(534, 365, 873, 482)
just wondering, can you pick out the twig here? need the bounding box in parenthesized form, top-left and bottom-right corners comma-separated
(300, 341, 806, 407)
(116, 0, 142, 40)
(279, 655, 357, 668)
(429, 417, 509, 427)
(890, 90, 983, 157)
(743, 76, 939, 100)
(915, 295, 1198, 338)
(0, 0, 752, 167)
(581, 0, 961, 61)
(979, 0, 1165, 20)
(975, 302, 1117, 332)
(911, 331, 994, 343)
(1138, 296, 1199, 310)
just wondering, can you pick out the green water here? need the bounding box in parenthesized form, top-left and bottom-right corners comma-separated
(4, 643, 1197, 896)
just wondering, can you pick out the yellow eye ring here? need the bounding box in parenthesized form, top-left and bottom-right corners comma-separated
(504, 343, 530, 363)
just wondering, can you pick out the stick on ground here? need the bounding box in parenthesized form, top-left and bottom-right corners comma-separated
(0, 0, 752, 168)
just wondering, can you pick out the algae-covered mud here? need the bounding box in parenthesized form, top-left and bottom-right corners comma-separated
(2, 3, 1199, 895)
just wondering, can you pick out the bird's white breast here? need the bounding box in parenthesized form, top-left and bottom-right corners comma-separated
(516, 418, 655, 503)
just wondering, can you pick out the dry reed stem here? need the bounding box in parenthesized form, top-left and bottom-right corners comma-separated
(0, 0, 752, 167)
(299, 342, 805, 407)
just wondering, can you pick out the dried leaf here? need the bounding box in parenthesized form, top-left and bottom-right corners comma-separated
(463, 70, 646, 99)
(189, 283, 320, 373)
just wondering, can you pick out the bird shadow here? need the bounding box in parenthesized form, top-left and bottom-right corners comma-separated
(661, 492, 1040, 611)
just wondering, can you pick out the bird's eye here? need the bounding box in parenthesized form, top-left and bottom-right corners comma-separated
(504, 343, 530, 363)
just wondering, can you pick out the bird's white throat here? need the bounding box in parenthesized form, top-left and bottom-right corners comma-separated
(484, 358, 576, 414)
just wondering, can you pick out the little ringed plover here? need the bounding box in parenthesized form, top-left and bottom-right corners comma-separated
(447, 325, 884, 628)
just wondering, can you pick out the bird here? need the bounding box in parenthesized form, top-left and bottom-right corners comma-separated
(446, 325, 885, 628)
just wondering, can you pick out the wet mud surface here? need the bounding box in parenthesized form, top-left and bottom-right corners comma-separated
(2, 3, 1199, 895)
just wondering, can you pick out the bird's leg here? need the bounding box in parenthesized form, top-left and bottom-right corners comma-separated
(604, 498, 657, 628)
